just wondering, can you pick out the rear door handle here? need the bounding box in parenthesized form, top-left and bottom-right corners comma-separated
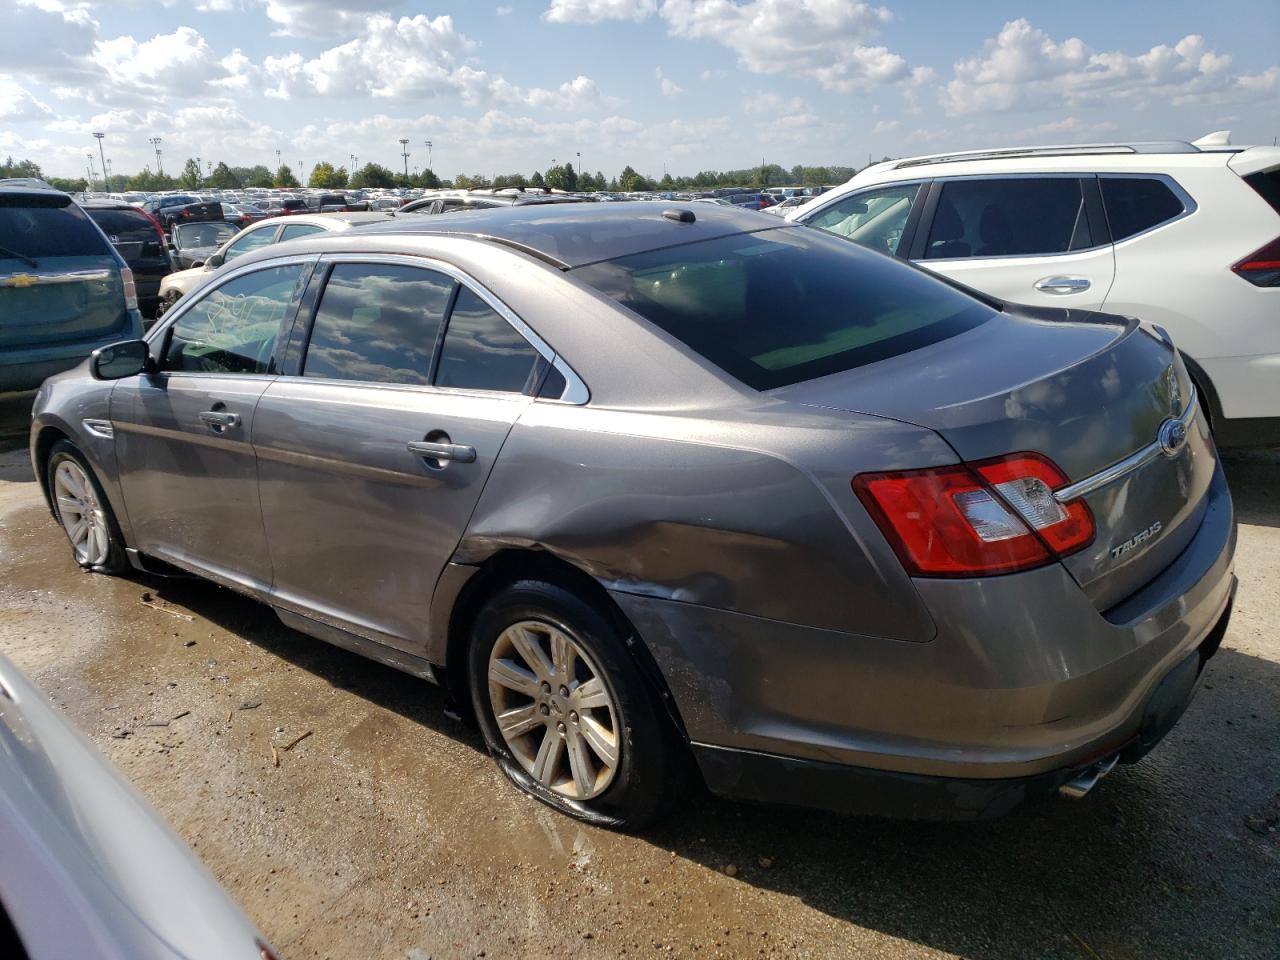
(1035, 276, 1091, 294)
(199, 411, 241, 430)
(407, 440, 477, 464)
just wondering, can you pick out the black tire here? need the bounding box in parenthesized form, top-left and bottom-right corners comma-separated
(46, 440, 130, 575)
(468, 579, 685, 830)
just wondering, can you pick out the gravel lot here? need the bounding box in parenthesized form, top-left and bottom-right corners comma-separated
(1, 391, 1276, 960)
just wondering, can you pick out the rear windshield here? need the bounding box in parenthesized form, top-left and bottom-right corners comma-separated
(573, 227, 993, 390)
(86, 208, 156, 241)
(0, 195, 112, 259)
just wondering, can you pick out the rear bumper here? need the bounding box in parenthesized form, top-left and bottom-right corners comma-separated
(614, 463, 1236, 816)
(0, 311, 144, 392)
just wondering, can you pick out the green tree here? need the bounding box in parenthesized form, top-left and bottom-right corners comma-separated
(273, 164, 300, 188)
(207, 162, 241, 189)
(493, 173, 528, 189)
(592, 170, 607, 192)
(125, 169, 177, 191)
(659, 173, 675, 190)
(48, 176, 88, 192)
(309, 161, 337, 188)
(179, 157, 202, 190)
(452, 172, 491, 189)
(529, 170, 546, 189)
(350, 162, 395, 188)
(618, 165, 650, 192)
(329, 167, 349, 189)
(0, 156, 42, 179)
(231, 165, 274, 188)
(420, 168, 441, 189)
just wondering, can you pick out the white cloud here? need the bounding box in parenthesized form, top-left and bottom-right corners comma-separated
(544, 0, 657, 23)
(655, 67, 682, 96)
(0, 0, 97, 77)
(496, 4, 513, 13)
(257, 0, 397, 38)
(90, 27, 228, 100)
(0, 79, 53, 122)
(871, 118, 899, 134)
(660, 0, 911, 91)
(942, 20, 1280, 115)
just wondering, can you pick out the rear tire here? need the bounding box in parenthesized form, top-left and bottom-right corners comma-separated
(468, 579, 684, 829)
(46, 440, 129, 575)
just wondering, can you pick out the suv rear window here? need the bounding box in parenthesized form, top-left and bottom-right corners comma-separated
(1100, 177, 1186, 241)
(0, 194, 112, 259)
(85, 208, 156, 241)
(574, 227, 993, 390)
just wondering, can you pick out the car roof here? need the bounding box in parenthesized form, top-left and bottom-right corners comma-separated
(356, 200, 781, 268)
(80, 199, 147, 211)
(278, 211, 398, 228)
(0, 185, 71, 201)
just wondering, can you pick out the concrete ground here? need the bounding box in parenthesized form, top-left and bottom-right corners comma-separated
(0, 391, 1276, 960)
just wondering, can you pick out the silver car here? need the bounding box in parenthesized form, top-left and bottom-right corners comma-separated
(29, 203, 1236, 828)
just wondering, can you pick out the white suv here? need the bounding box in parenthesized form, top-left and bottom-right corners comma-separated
(789, 135, 1280, 446)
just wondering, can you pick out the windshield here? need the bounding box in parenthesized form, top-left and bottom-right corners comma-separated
(572, 227, 994, 390)
(174, 222, 237, 248)
(0, 195, 112, 261)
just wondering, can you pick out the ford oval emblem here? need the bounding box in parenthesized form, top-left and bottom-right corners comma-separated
(1157, 418, 1188, 457)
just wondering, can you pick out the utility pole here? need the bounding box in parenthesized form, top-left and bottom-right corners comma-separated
(149, 136, 163, 176)
(93, 132, 107, 193)
(399, 138, 410, 179)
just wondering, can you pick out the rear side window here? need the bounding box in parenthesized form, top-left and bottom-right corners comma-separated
(574, 228, 993, 390)
(1241, 170, 1280, 217)
(278, 224, 324, 241)
(85, 208, 155, 241)
(435, 287, 541, 393)
(1101, 177, 1186, 241)
(0, 196, 111, 259)
(303, 263, 453, 385)
(923, 178, 1092, 260)
(804, 183, 920, 256)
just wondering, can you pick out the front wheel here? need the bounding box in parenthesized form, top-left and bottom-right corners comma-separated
(47, 441, 129, 575)
(468, 580, 684, 829)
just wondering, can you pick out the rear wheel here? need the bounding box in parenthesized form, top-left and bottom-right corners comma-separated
(46, 441, 129, 575)
(468, 580, 683, 829)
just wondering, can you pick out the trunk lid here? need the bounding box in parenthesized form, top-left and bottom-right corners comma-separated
(776, 304, 1216, 609)
(0, 253, 128, 348)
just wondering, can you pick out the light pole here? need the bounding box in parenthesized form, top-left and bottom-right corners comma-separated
(349, 154, 357, 179)
(576, 151, 581, 178)
(275, 149, 282, 172)
(196, 156, 202, 187)
(86, 154, 96, 191)
(399, 138, 410, 180)
(148, 136, 163, 176)
(424, 140, 432, 173)
(93, 133, 106, 193)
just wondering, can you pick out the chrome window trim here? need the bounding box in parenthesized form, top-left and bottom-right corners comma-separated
(1054, 386, 1199, 503)
(311, 251, 590, 405)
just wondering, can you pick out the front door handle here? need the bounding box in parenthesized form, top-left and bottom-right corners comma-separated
(1034, 275, 1091, 294)
(199, 410, 241, 430)
(407, 440, 477, 464)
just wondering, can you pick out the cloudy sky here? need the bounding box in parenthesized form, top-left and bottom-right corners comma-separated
(2, 0, 1277, 180)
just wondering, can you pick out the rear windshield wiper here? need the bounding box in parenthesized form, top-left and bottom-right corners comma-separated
(0, 245, 39, 270)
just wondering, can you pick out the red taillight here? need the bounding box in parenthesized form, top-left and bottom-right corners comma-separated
(853, 453, 1094, 578)
(141, 210, 165, 244)
(120, 266, 139, 312)
(1231, 236, 1280, 287)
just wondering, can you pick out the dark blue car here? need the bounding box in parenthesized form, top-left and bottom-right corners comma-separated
(1, 187, 143, 393)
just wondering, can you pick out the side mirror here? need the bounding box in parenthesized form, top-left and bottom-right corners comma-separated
(91, 339, 152, 380)
(206, 252, 224, 269)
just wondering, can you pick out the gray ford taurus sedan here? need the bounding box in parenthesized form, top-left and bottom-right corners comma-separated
(28, 203, 1236, 828)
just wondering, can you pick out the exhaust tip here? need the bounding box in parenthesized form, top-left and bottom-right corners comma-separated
(1058, 754, 1119, 800)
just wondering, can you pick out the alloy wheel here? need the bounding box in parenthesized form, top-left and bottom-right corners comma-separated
(53, 459, 110, 567)
(487, 619, 621, 800)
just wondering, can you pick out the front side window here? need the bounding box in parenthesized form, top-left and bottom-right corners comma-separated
(303, 263, 453, 385)
(164, 264, 306, 375)
(435, 287, 541, 393)
(223, 225, 277, 262)
(804, 184, 920, 256)
(923, 178, 1092, 260)
(1101, 177, 1186, 241)
(573, 228, 993, 390)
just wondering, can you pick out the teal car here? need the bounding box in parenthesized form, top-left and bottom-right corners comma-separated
(1, 187, 143, 393)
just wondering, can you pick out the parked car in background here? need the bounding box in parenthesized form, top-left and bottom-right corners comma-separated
(790, 133, 1280, 446)
(399, 191, 595, 215)
(154, 211, 395, 315)
(80, 199, 173, 319)
(760, 195, 811, 216)
(223, 202, 269, 229)
(169, 221, 240, 270)
(1, 186, 143, 392)
(34, 203, 1233, 830)
(0, 652, 278, 960)
(141, 195, 224, 233)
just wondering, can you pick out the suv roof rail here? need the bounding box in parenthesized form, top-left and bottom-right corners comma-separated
(890, 141, 1202, 170)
